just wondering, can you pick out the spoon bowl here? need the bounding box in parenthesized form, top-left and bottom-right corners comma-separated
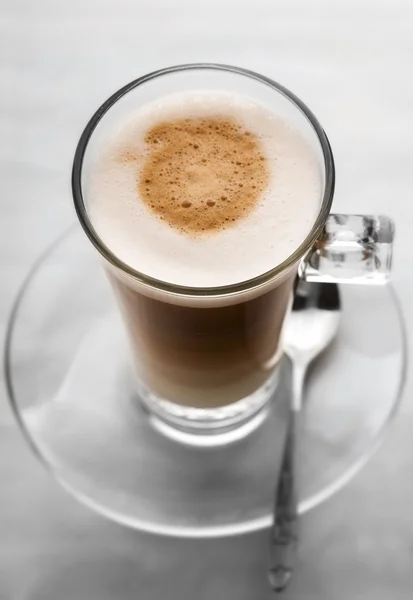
(285, 280, 341, 369)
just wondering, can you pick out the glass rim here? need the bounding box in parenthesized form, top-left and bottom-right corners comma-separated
(71, 62, 335, 298)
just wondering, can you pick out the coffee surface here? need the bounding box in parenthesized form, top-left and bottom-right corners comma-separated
(89, 91, 321, 289)
(134, 117, 268, 235)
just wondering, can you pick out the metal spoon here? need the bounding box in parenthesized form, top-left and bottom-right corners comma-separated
(268, 280, 341, 593)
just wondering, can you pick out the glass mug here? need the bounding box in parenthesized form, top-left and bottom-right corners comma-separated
(72, 64, 393, 440)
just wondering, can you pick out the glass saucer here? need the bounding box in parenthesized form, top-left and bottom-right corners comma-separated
(5, 226, 407, 538)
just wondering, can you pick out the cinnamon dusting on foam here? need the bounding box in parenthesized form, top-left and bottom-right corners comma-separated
(118, 116, 269, 235)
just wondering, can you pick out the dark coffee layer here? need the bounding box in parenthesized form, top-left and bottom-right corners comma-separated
(110, 270, 294, 407)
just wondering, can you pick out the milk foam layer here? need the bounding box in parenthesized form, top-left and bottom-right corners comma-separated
(89, 91, 321, 287)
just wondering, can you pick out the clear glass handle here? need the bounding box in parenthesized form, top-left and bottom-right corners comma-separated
(302, 214, 394, 285)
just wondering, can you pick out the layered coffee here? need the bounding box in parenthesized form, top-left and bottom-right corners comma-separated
(88, 91, 321, 408)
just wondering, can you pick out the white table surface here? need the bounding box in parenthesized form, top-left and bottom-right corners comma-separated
(1, 1, 413, 598)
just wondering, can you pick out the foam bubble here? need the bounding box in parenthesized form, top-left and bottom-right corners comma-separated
(89, 91, 321, 288)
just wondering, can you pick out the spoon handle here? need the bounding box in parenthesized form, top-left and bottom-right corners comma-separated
(268, 363, 306, 593)
(291, 362, 306, 413)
